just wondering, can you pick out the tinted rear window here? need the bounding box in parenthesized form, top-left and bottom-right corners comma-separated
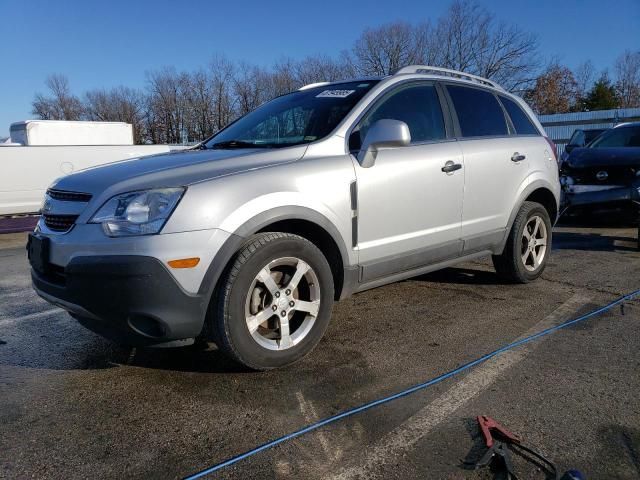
(500, 96, 538, 135)
(447, 85, 508, 137)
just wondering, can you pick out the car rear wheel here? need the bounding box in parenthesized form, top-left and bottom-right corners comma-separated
(493, 201, 552, 283)
(212, 232, 334, 370)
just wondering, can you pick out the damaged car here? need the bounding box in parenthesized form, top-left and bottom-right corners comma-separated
(560, 122, 640, 223)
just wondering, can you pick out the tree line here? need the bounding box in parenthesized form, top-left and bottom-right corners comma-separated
(31, 0, 640, 144)
(525, 51, 640, 115)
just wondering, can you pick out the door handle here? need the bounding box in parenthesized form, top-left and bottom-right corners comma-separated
(441, 160, 462, 173)
(511, 152, 526, 162)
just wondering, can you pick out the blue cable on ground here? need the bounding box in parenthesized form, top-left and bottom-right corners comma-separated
(185, 288, 640, 480)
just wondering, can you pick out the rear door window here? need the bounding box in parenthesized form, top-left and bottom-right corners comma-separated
(500, 96, 539, 135)
(447, 85, 508, 137)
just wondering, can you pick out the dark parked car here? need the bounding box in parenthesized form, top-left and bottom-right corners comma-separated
(560, 123, 640, 242)
(560, 128, 607, 164)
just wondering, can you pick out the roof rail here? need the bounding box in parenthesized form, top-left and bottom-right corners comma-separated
(299, 82, 331, 91)
(394, 65, 504, 91)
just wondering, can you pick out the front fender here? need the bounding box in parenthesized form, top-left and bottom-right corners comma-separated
(220, 196, 352, 266)
(196, 200, 353, 299)
(219, 193, 348, 248)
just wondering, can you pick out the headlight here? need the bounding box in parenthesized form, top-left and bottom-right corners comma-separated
(90, 188, 184, 237)
(560, 176, 574, 186)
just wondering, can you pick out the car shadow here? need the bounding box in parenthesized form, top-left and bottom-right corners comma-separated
(127, 344, 254, 374)
(412, 266, 509, 286)
(553, 231, 638, 252)
(0, 323, 253, 373)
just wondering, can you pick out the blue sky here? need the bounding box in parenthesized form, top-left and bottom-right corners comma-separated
(1, 0, 639, 137)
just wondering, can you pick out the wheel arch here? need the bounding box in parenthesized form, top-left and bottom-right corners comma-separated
(198, 206, 353, 305)
(525, 187, 558, 225)
(497, 180, 560, 254)
(256, 218, 346, 301)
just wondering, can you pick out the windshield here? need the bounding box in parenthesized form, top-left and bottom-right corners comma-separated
(590, 125, 640, 148)
(568, 130, 586, 146)
(203, 81, 379, 149)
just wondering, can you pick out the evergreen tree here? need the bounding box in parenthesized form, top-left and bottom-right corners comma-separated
(584, 75, 620, 110)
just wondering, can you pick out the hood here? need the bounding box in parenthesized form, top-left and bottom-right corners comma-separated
(564, 147, 640, 170)
(53, 146, 307, 196)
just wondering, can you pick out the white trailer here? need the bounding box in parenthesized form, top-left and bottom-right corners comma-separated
(9, 120, 135, 146)
(0, 120, 174, 216)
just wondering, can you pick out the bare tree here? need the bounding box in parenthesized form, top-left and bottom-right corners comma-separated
(351, 21, 425, 76)
(471, 22, 539, 90)
(32, 74, 83, 120)
(413, 22, 441, 66)
(183, 69, 215, 141)
(145, 67, 190, 144)
(84, 86, 146, 143)
(434, 0, 539, 91)
(209, 55, 237, 132)
(574, 60, 595, 103)
(434, 1, 489, 73)
(233, 63, 272, 115)
(294, 54, 350, 85)
(614, 50, 640, 108)
(269, 58, 299, 96)
(347, 2, 538, 90)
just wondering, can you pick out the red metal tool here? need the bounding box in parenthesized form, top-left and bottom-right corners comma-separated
(477, 415, 520, 448)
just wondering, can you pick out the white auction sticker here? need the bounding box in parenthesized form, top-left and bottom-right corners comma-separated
(316, 89, 355, 98)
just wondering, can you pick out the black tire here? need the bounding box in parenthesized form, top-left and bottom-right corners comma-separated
(212, 232, 334, 370)
(492, 201, 552, 283)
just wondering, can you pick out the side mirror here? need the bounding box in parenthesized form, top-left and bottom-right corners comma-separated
(357, 119, 411, 168)
(564, 144, 577, 154)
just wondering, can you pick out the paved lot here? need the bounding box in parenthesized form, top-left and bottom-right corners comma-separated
(1, 224, 639, 479)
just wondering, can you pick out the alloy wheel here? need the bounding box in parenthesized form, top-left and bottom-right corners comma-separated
(521, 215, 547, 272)
(244, 257, 321, 351)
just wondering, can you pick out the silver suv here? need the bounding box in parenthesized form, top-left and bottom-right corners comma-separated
(29, 66, 560, 369)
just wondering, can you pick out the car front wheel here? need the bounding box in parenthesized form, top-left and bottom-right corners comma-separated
(212, 232, 334, 370)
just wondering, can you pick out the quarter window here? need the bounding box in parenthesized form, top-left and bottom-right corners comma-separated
(500, 96, 539, 135)
(356, 83, 446, 146)
(447, 85, 508, 137)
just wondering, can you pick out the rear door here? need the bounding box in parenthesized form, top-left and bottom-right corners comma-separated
(351, 81, 465, 282)
(444, 84, 532, 252)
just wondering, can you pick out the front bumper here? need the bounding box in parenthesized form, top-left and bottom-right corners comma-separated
(31, 254, 208, 346)
(562, 184, 640, 208)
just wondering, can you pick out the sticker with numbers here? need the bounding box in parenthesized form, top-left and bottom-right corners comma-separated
(316, 90, 355, 98)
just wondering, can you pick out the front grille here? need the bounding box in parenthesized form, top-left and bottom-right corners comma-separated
(43, 214, 78, 232)
(46, 189, 92, 202)
(563, 166, 638, 185)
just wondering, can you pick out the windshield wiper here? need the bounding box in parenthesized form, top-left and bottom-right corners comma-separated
(208, 140, 271, 149)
